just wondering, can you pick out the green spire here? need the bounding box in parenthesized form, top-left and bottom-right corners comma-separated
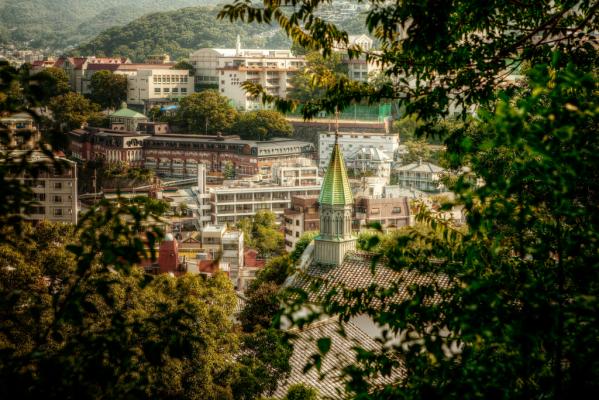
(319, 137, 353, 205)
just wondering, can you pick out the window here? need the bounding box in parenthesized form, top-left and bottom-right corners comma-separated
(54, 182, 62, 190)
(172, 88, 179, 94)
(154, 87, 161, 94)
(34, 193, 46, 201)
(295, 220, 300, 226)
(392, 207, 402, 214)
(295, 232, 300, 238)
(181, 88, 187, 94)
(28, 206, 45, 214)
(53, 195, 62, 203)
(370, 208, 380, 215)
(53, 208, 63, 216)
(163, 88, 169, 93)
(157, 76, 162, 83)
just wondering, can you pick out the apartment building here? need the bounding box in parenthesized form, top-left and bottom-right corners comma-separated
(346, 147, 393, 181)
(190, 36, 304, 110)
(283, 195, 320, 252)
(222, 231, 244, 288)
(343, 35, 382, 82)
(353, 196, 411, 230)
(12, 153, 79, 224)
(396, 160, 447, 193)
(319, 131, 400, 169)
(272, 159, 320, 187)
(209, 182, 321, 225)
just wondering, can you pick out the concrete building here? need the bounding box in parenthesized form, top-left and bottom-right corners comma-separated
(8, 153, 79, 224)
(209, 182, 321, 225)
(0, 113, 41, 149)
(272, 159, 320, 187)
(319, 131, 400, 170)
(222, 230, 244, 288)
(283, 196, 320, 252)
(396, 160, 447, 193)
(346, 146, 393, 181)
(68, 127, 315, 178)
(343, 35, 382, 83)
(353, 196, 411, 230)
(123, 66, 193, 108)
(190, 37, 304, 110)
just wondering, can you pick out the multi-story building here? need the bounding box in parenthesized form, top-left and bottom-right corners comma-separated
(8, 153, 79, 224)
(190, 37, 305, 110)
(68, 127, 315, 178)
(272, 159, 320, 187)
(343, 35, 382, 82)
(319, 131, 400, 169)
(346, 147, 393, 181)
(283, 196, 320, 252)
(222, 230, 244, 287)
(209, 182, 321, 225)
(122, 66, 193, 108)
(60, 56, 131, 94)
(353, 196, 411, 230)
(395, 160, 447, 193)
(0, 113, 41, 149)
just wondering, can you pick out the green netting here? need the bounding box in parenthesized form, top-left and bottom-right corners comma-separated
(287, 103, 393, 122)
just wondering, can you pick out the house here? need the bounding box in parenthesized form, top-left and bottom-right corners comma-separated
(319, 131, 399, 170)
(109, 102, 148, 132)
(395, 160, 447, 193)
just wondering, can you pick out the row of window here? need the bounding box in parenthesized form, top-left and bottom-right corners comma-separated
(153, 87, 188, 94)
(152, 75, 189, 83)
(28, 206, 73, 216)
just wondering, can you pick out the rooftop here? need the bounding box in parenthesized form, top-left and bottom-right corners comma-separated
(319, 141, 353, 205)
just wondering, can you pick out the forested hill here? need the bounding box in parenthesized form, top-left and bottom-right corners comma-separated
(76, 6, 369, 62)
(0, 0, 217, 50)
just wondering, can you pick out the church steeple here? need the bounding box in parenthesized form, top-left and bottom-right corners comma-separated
(314, 131, 356, 265)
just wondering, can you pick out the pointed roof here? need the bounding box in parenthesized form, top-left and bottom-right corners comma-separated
(110, 103, 146, 119)
(319, 137, 353, 205)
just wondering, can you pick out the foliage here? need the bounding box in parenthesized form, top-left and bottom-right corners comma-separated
(174, 59, 195, 73)
(239, 281, 283, 332)
(222, 161, 236, 180)
(284, 384, 319, 400)
(400, 140, 445, 166)
(48, 92, 103, 132)
(77, 6, 291, 62)
(233, 328, 293, 399)
(0, 1, 220, 50)
(288, 51, 348, 103)
(30, 67, 71, 99)
(176, 90, 237, 133)
(236, 210, 285, 258)
(103, 162, 156, 187)
(219, 0, 597, 122)
(231, 110, 293, 141)
(89, 70, 128, 110)
(289, 231, 318, 264)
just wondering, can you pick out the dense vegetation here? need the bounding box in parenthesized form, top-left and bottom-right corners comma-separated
(0, 0, 217, 50)
(221, 0, 599, 399)
(76, 6, 369, 62)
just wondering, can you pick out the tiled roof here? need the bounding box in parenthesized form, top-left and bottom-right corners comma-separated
(396, 161, 445, 173)
(274, 318, 403, 399)
(319, 140, 353, 206)
(110, 106, 147, 119)
(288, 251, 450, 307)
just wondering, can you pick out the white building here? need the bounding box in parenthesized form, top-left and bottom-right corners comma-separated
(272, 158, 320, 187)
(318, 131, 400, 169)
(190, 36, 305, 110)
(121, 66, 193, 107)
(209, 182, 321, 225)
(222, 231, 244, 288)
(9, 153, 79, 225)
(395, 160, 447, 193)
(344, 35, 382, 83)
(346, 147, 393, 181)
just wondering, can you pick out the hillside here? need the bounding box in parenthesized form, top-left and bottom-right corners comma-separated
(77, 6, 369, 62)
(0, 0, 217, 49)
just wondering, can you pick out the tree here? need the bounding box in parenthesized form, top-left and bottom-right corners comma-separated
(231, 110, 293, 141)
(288, 51, 348, 103)
(48, 92, 102, 132)
(289, 231, 317, 264)
(220, 1, 599, 398)
(30, 67, 70, 99)
(285, 384, 319, 400)
(176, 90, 238, 133)
(89, 70, 128, 110)
(223, 160, 236, 179)
(236, 210, 285, 258)
(173, 59, 195, 74)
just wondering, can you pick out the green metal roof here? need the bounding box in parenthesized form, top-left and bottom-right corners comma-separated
(319, 140, 353, 205)
(110, 104, 146, 119)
